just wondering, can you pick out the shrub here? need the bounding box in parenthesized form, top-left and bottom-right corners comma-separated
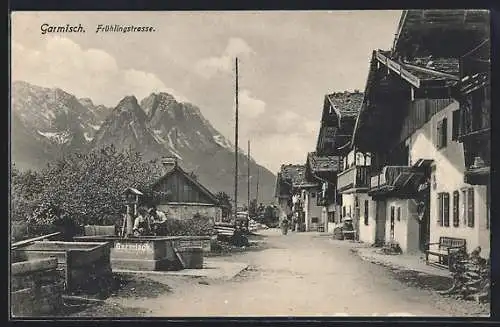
(11, 145, 164, 239)
(161, 216, 215, 236)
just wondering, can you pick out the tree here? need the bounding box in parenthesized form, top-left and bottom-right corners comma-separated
(215, 191, 232, 219)
(21, 145, 164, 234)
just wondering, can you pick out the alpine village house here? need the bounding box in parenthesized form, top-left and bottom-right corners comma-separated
(351, 9, 490, 257)
(275, 9, 490, 261)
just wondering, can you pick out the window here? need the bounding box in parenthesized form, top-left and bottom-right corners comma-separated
(316, 194, 323, 206)
(453, 191, 460, 227)
(311, 192, 316, 198)
(311, 217, 319, 224)
(467, 188, 475, 228)
(328, 212, 335, 223)
(443, 193, 450, 227)
(436, 118, 448, 149)
(462, 189, 467, 225)
(364, 200, 369, 226)
(437, 192, 450, 227)
(397, 207, 401, 221)
(452, 110, 460, 141)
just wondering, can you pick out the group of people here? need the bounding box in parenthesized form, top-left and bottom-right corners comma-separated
(132, 205, 168, 236)
(280, 213, 300, 235)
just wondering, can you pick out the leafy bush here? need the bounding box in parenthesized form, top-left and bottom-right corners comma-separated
(161, 216, 215, 236)
(11, 145, 164, 239)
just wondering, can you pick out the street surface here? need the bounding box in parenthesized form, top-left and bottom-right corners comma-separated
(111, 229, 487, 317)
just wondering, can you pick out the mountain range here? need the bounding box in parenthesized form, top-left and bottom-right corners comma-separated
(11, 81, 276, 204)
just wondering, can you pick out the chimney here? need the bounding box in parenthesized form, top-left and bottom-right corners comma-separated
(161, 156, 178, 170)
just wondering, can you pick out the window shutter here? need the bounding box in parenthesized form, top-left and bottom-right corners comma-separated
(442, 118, 448, 148)
(452, 110, 460, 141)
(437, 194, 443, 226)
(436, 121, 442, 148)
(453, 191, 459, 227)
(443, 193, 450, 227)
(467, 188, 475, 227)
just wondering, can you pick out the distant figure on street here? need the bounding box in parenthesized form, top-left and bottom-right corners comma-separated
(292, 214, 298, 232)
(149, 205, 167, 235)
(281, 216, 290, 235)
(133, 207, 150, 236)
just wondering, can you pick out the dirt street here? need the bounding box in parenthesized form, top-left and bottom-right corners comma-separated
(107, 229, 488, 317)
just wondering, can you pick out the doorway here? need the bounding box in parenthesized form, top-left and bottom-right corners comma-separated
(417, 175, 431, 252)
(374, 199, 386, 246)
(390, 206, 395, 242)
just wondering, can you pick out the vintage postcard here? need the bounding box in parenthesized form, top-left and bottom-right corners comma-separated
(9, 10, 491, 318)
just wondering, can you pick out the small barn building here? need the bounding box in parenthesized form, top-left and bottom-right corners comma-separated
(151, 156, 222, 223)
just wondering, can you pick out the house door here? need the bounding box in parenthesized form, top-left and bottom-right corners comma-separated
(418, 199, 431, 252)
(417, 180, 431, 252)
(390, 206, 395, 242)
(375, 199, 386, 245)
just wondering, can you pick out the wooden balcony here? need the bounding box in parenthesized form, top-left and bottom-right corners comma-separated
(369, 166, 425, 198)
(337, 166, 370, 193)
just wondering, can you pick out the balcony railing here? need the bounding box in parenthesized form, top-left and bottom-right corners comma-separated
(370, 166, 411, 191)
(369, 165, 425, 197)
(337, 166, 370, 192)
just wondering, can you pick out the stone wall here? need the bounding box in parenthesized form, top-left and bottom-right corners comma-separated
(11, 257, 63, 317)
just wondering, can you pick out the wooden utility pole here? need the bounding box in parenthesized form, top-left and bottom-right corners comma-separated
(234, 58, 239, 221)
(247, 140, 251, 213)
(256, 166, 260, 204)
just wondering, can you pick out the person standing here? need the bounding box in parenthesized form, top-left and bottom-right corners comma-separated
(281, 215, 289, 235)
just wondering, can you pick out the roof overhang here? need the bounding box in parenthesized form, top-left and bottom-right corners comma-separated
(392, 10, 490, 56)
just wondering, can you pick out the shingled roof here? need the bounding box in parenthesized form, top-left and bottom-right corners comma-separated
(280, 164, 307, 185)
(326, 91, 364, 117)
(307, 152, 340, 173)
(403, 57, 460, 75)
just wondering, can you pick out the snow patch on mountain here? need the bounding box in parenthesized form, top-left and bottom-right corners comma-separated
(152, 129, 167, 144)
(37, 130, 72, 144)
(213, 134, 234, 150)
(83, 132, 93, 142)
(166, 129, 177, 149)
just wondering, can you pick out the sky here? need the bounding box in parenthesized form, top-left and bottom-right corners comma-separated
(11, 11, 402, 173)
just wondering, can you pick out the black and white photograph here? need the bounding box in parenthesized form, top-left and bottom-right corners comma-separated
(9, 9, 491, 318)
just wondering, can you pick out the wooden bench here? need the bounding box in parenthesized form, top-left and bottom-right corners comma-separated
(425, 237, 466, 270)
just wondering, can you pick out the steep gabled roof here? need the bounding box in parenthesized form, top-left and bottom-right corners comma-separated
(326, 91, 364, 118)
(307, 152, 340, 173)
(151, 164, 219, 204)
(280, 164, 307, 186)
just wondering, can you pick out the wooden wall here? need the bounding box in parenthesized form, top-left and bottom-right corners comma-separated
(399, 98, 454, 144)
(154, 171, 215, 204)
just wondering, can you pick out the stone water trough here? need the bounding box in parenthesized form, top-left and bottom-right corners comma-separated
(73, 235, 212, 271)
(12, 240, 112, 294)
(11, 257, 63, 317)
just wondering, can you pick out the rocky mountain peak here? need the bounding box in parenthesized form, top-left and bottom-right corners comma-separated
(78, 97, 94, 108)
